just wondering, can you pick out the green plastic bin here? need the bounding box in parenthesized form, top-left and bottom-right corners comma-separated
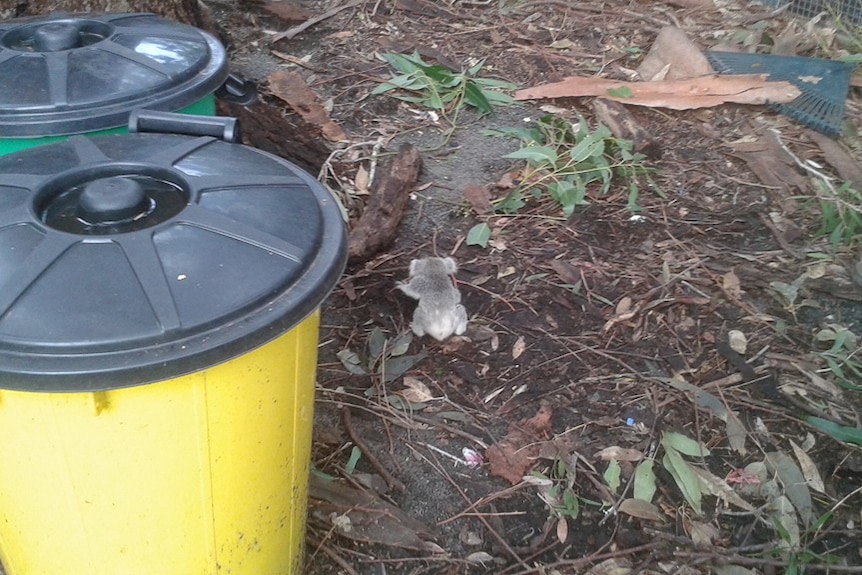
(0, 12, 229, 155)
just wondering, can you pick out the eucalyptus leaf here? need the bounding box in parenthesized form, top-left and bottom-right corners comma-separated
(764, 451, 814, 527)
(690, 466, 755, 511)
(367, 327, 386, 362)
(562, 489, 579, 518)
(805, 416, 862, 446)
(504, 145, 559, 165)
(388, 331, 413, 357)
(662, 447, 703, 514)
(345, 446, 362, 474)
(477, 78, 518, 89)
(463, 81, 493, 115)
(466, 223, 492, 247)
(656, 377, 747, 454)
(769, 280, 800, 307)
(661, 431, 710, 457)
(603, 459, 621, 494)
(336, 348, 367, 375)
(568, 134, 604, 164)
(770, 495, 801, 548)
(617, 498, 663, 522)
(386, 394, 427, 411)
(480, 88, 514, 105)
(633, 458, 657, 503)
(381, 352, 427, 383)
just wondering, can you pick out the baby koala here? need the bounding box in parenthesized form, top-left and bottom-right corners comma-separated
(397, 256, 468, 341)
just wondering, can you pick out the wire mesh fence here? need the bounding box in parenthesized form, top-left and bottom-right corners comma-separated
(760, 0, 862, 24)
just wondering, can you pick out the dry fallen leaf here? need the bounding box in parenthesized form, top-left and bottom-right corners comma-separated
(615, 296, 632, 316)
(617, 498, 665, 522)
(595, 446, 644, 461)
(556, 516, 569, 543)
(497, 266, 516, 279)
(486, 405, 554, 485)
(309, 475, 435, 550)
(807, 130, 862, 192)
(729, 131, 810, 193)
(512, 336, 526, 360)
(550, 259, 583, 286)
(354, 165, 370, 194)
(514, 74, 800, 110)
(398, 376, 436, 404)
(789, 439, 826, 494)
(685, 518, 721, 546)
(465, 551, 495, 566)
(463, 183, 494, 215)
(637, 26, 713, 81)
(486, 439, 531, 485)
(728, 330, 748, 355)
(722, 269, 743, 299)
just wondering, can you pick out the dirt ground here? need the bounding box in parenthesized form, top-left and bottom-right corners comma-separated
(209, 1, 862, 573)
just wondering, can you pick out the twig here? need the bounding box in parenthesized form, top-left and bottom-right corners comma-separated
(758, 212, 802, 260)
(505, 541, 664, 575)
(306, 533, 360, 575)
(271, 0, 363, 42)
(409, 413, 489, 448)
(341, 406, 406, 492)
(439, 483, 530, 526)
(674, 550, 862, 572)
(271, 50, 324, 72)
(406, 443, 532, 570)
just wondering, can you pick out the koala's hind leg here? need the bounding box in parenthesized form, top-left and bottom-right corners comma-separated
(410, 308, 427, 337)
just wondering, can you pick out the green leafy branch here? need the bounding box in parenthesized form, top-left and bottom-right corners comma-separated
(467, 114, 659, 247)
(372, 51, 516, 132)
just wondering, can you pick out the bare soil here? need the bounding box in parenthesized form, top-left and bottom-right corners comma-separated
(211, 1, 862, 573)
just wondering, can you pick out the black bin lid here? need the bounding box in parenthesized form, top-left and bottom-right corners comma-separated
(0, 131, 347, 392)
(0, 12, 228, 137)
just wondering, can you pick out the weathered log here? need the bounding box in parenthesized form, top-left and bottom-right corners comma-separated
(348, 144, 422, 263)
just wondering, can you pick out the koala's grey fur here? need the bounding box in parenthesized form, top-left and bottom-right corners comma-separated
(397, 256, 468, 341)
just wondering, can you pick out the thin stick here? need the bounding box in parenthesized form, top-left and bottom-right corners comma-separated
(305, 533, 359, 575)
(271, 0, 363, 42)
(406, 443, 531, 570)
(341, 406, 406, 492)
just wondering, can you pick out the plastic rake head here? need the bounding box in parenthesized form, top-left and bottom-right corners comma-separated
(705, 50, 857, 136)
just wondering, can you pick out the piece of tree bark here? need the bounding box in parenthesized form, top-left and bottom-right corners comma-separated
(348, 144, 422, 263)
(806, 129, 862, 192)
(267, 70, 347, 143)
(1, 0, 212, 30)
(591, 98, 661, 159)
(515, 74, 801, 110)
(217, 98, 332, 175)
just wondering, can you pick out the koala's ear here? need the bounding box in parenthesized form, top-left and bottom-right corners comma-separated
(441, 257, 457, 274)
(408, 259, 422, 275)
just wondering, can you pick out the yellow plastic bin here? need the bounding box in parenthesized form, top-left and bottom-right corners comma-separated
(0, 113, 346, 574)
